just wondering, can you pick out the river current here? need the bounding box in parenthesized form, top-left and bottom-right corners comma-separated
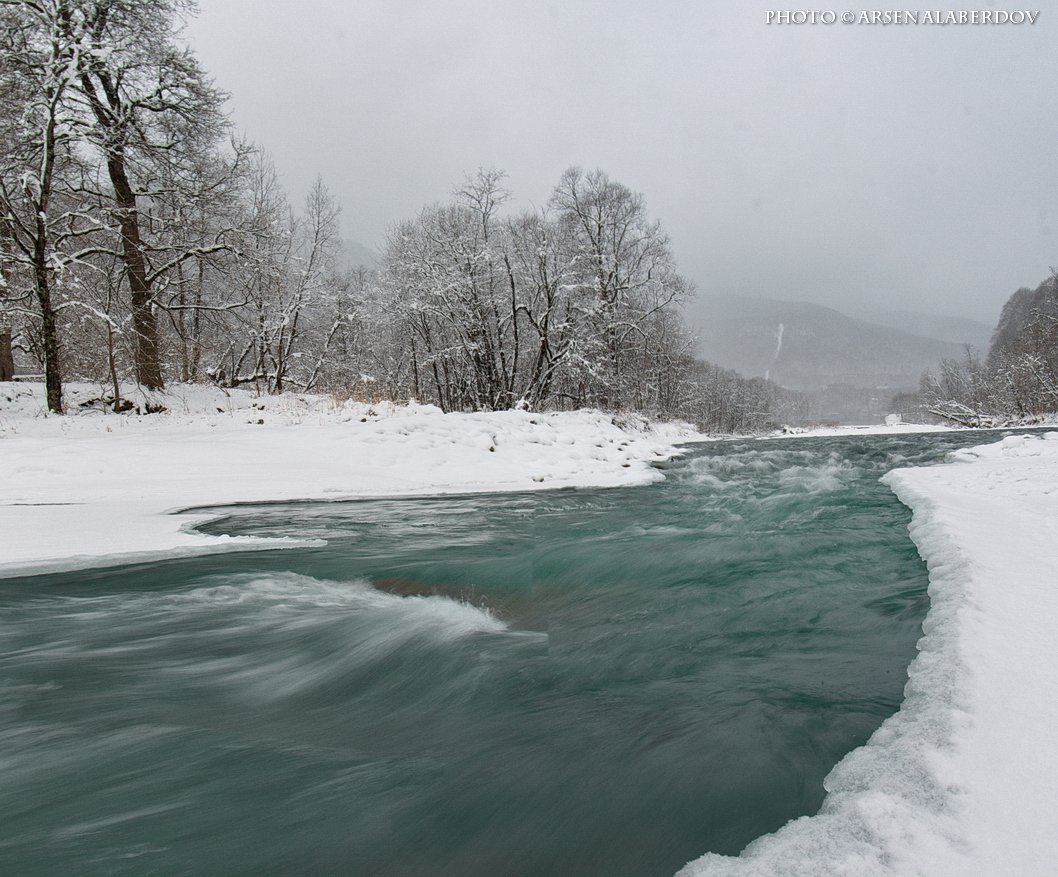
(0, 431, 1008, 875)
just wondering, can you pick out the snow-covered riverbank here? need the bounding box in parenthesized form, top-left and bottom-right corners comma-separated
(680, 429, 1058, 876)
(0, 382, 702, 577)
(5, 381, 1058, 875)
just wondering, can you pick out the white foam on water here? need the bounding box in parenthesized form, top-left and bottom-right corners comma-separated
(685, 451, 784, 488)
(776, 456, 856, 494)
(179, 573, 514, 700)
(3, 572, 513, 706)
(26, 571, 507, 636)
(179, 571, 507, 630)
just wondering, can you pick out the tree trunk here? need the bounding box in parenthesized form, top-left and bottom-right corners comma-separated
(0, 328, 15, 383)
(32, 204, 64, 413)
(31, 265, 64, 414)
(105, 150, 164, 389)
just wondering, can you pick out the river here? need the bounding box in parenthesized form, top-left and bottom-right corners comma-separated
(0, 431, 1007, 875)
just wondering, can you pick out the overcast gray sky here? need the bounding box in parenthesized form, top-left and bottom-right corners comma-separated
(185, 1, 1057, 326)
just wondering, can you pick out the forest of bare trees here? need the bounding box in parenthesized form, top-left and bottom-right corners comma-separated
(916, 274, 1058, 426)
(0, 0, 798, 432)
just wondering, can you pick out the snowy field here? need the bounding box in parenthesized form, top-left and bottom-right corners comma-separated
(3, 381, 1058, 875)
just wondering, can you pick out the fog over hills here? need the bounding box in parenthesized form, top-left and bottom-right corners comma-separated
(340, 239, 381, 271)
(854, 308, 993, 353)
(691, 294, 980, 395)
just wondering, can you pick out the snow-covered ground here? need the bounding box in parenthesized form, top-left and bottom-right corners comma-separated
(769, 412, 1056, 441)
(680, 429, 1058, 877)
(4, 381, 1058, 875)
(0, 382, 702, 577)
(770, 422, 956, 438)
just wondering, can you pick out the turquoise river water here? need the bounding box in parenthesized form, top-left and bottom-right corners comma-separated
(0, 431, 1010, 876)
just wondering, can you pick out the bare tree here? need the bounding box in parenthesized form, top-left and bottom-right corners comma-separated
(151, 137, 254, 383)
(0, 0, 95, 412)
(501, 208, 579, 408)
(375, 167, 699, 416)
(55, 0, 228, 389)
(222, 161, 344, 394)
(549, 167, 691, 409)
(919, 348, 1001, 427)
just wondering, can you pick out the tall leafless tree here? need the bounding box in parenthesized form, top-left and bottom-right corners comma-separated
(0, 0, 89, 412)
(55, 0, 228, 389)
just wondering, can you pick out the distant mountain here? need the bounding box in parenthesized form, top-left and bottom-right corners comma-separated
(692, 294, 970, 394)
(340, 238, 380, 271)
(855, 308, 993, 353)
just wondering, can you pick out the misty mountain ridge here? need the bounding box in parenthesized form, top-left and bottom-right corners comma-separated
(340, 238, 381, 271)
(693, 294, 976, 394)
(854, 308, 992, 352)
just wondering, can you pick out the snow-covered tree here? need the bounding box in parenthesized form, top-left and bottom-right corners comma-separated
(918, 275, 1058, 425)
(55, 0, 229, 389)
(0, 0, 98, 412)
(549, 167, 692, 410)
(375, 167, 711, 419)
(218, 161, 346, 394)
